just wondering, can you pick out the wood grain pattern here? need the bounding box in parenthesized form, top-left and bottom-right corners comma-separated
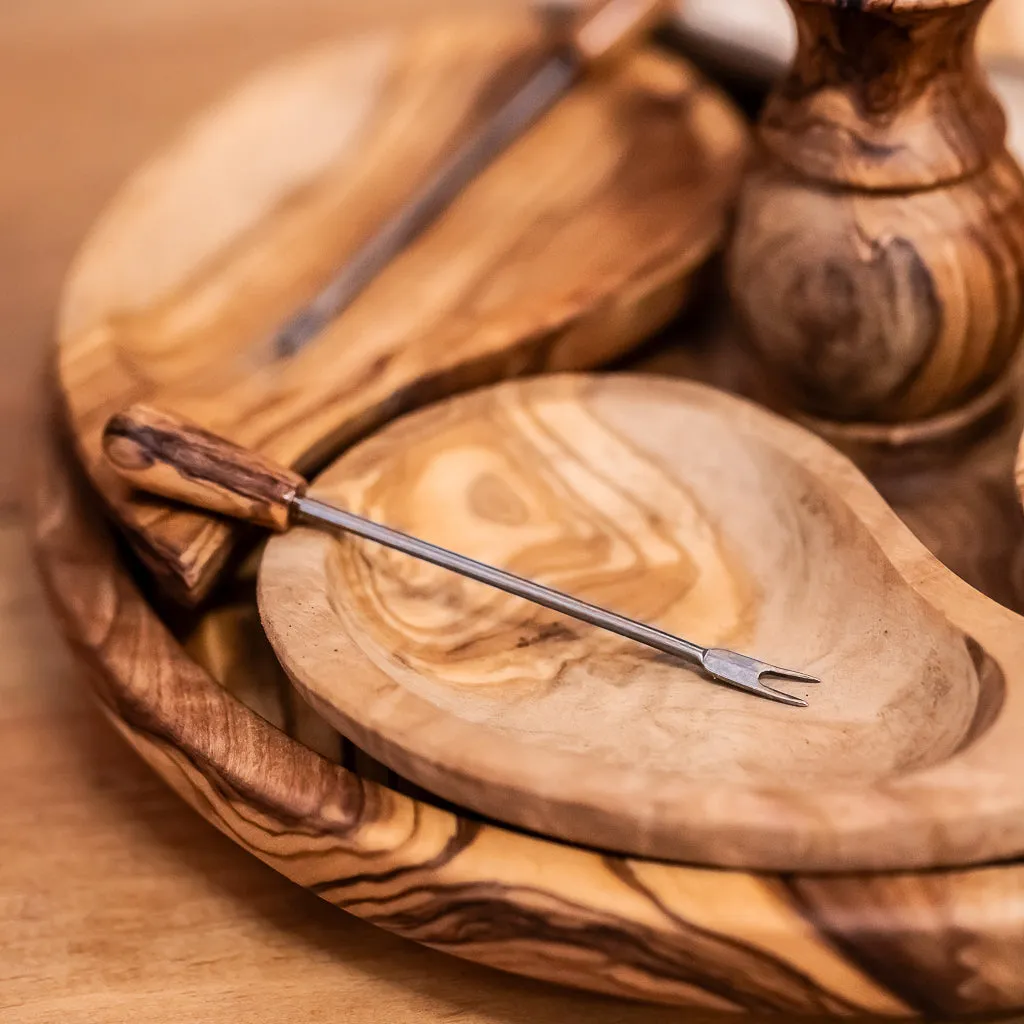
(104, 404, 305, 531)
(3, 1, 677, 1019)
(671, 0, 1024, 85)
(199, 563, 1024, 1017)
(58, 12, 748, 605)
(726, 0, 1024, 424)
(669, 0, 1024, 187)
(33, 383, 1024, 1018)
(20, 0, 1024, 1015)
(256, 373, 1019, 871)
(762, 0, 1004, 190)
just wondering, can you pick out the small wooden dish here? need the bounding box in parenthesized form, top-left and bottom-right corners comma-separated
(260, 374, 1020, 872)
(57, 11, 748, 605)
(38, 10, 1024, 1013)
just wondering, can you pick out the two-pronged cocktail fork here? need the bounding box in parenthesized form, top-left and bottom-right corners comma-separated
(102, 404, 821, 707)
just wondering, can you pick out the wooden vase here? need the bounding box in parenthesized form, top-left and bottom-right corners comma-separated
(727, 0, 1024, 424)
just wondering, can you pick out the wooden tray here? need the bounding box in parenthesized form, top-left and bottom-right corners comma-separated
(37, 10, 1024, 1015)
(34, 393, 1024, 1018)
(57, 11, 748, 606)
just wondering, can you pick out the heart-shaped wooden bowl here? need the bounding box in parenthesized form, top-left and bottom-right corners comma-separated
(34, 395, 1024, 1018)
(56, 11, 748, 606)
(258, 373, 1019, 872)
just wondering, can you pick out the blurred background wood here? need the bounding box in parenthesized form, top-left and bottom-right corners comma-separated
(6, 0, 1024, 1021)
(727, 0, 1024, 424)
(980, 0, 1024, 60)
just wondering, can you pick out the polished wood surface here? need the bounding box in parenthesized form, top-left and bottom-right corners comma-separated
(636, 290, 1024, 618)
(672, 0, 1024, 82)
(726, 0, 1024, 424)
(762, 0, 1004, 190)
(59, 11, 747, 606)
(11, 0, 1024, 1019)
(730, 154, 1024, 421)
(5, 2, 745, 1020)
(93, 376, 1024, 869)
(194, 530, 1024, 1021)
(0, 2, 755, 1021)
(94, 383, 1023, 871)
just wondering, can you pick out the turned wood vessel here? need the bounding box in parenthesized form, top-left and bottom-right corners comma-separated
(57, 12, 748, 605)
(727, 0, 1024, 424)
(671, 0, 1024, 83)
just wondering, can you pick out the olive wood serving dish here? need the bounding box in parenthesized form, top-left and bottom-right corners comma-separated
(57, 11, 747, 606)
(258, 373, 1015, 873)
(35, 385, 1024, 1018)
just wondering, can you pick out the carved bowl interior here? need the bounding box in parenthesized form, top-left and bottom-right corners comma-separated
(259, 374, 1021, 872)
(55, 12, 748, 604)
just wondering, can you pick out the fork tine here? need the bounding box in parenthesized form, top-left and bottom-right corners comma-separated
(753, 682, 809, 708)
(765, 667, 821, 685)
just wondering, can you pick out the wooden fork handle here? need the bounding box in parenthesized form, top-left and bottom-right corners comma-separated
(103, 405, 306, 532)
(569, 0, 668, 67)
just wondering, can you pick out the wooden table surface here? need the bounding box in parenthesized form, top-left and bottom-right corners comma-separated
(4, 2, 1024, 1021)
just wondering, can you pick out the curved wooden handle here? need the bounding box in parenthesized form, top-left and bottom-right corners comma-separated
(103, 405, 306, 531)
(570, 0, 668, 66)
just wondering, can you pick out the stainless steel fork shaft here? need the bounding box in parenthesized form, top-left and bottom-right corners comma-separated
(294, 495, 706, 662)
